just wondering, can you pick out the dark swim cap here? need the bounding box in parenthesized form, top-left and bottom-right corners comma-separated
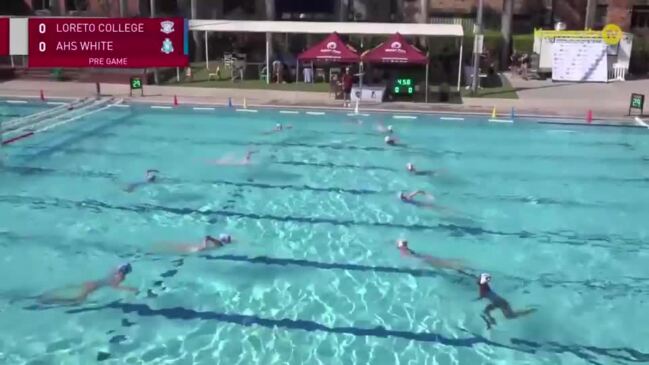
(117, 263, 132, 275)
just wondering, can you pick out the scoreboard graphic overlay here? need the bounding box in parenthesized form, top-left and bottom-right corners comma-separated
(28, 18, 189, 68)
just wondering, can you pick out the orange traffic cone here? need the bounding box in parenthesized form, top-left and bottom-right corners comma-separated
(586, 109, 593, 124)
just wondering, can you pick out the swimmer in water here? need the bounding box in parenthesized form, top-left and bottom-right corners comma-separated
(376, 123, 393, 134)
(406, 162, 440, 176)
(124, 169, 159, 192)
(397, 239, 465, 270)
(398, 190, 438, 209)
(167, 234, 234, 254)
(384, 135, 398, 146)
(264, 123, 293, 135)
(38, 263, 137, 305)
(476, 273, 537, 329)
(210, 150, 257, 166)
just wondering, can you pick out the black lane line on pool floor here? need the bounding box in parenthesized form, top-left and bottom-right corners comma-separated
(20, 128, 647, 165)
(9, 144, 649, 186)
(52, 298, 649, 365)
(0, 194, 646, 251)
(5, 226, 647, 298)
(3, 165, 646, 215)
(4, 225, 648, 299)
(10, 230, 649, 364)
(38, 124, 646, 153)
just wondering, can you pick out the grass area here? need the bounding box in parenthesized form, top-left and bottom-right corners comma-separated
(170, 78, 331, 92)
(162, 63, 330, 92)
(163, 63, 518, 99)
(460, 76, 518, 99)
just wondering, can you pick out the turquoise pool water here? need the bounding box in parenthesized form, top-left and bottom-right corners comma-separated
(0, 102, 648, 364)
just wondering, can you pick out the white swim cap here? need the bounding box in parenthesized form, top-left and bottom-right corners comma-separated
(397, 239, 407, 248)
(384, 136, 390, 142)
(219, 233, 232, 243)
(406, 163, 414, 170)
(387, 125, 393, 131)
(479, 273, 491, 285)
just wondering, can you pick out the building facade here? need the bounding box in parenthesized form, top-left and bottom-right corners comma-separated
(8, 0, 648, 33)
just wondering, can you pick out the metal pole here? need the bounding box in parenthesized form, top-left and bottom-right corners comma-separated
(425, 62, 429, 103)
(265, 32, 271, 84)
(585, 0, 596, 29)
(119, 0, 127, 17)
(10, 55, 14, 68)
(457, 37, 464, 91)
(205, 31, 209, 70)
(471, 0, 483, 94)
(150, 0, 159, 85)
(176, 67, 180, 82)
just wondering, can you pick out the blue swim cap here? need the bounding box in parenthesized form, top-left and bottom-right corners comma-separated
(117, 263, 132, 275)
(219, 233, 232, 243)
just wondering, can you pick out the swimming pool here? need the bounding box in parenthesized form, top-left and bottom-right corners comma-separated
(1, 101, 648, 364)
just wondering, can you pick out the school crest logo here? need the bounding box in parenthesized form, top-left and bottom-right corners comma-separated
(161, 38, 174, 54)
(160, 20, 175, 34)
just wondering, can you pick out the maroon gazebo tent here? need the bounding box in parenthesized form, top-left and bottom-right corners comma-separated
(298, 32, 360, 63)
(361, 33, 430, 102)
(296, 32, 360, 83)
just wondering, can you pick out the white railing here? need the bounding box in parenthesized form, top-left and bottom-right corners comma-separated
(1, 98, 121, 145)
(430, 17, 475, 32)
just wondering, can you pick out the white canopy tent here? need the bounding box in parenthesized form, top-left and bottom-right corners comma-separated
(188, 20, 465, 91)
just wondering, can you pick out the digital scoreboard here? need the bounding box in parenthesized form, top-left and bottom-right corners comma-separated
(27, 18, 189, 68)
(393, 78, 414, 95)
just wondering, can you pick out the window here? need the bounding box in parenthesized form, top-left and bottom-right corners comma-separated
(632, 6, 649, 29)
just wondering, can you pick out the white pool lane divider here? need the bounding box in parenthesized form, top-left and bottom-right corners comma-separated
(488, 118, 514, 123)
(279, 110, 299, 114)
(236, 109, 258, 113)
(46, 101, 66, 105)
(440, 117, 465, 121)
(306, 111, 325, 115)
(393, 115, 417, 120)
(193, 107, 215, 111)
(634, 116, 649, 129)
(151, 105, 172, 110)
(5, 100, 28, 104)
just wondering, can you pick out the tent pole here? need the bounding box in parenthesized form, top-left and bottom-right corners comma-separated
(205, 31, 209, 70)
(359, 62, 364, 96)
(265, 32, 271, 85)
(457, 37, 464, 92)
(425, 60, 429, 103)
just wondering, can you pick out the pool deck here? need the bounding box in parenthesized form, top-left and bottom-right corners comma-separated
(1, 74, 648, 127)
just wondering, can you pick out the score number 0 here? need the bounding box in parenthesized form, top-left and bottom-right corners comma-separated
(38, 23, 46, 52)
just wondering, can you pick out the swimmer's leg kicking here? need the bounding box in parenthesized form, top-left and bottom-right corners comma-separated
(38, 263, 136, 305)
(476, 273, 536, 328)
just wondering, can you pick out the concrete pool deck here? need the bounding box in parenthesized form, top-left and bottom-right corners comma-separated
(1, 75, 648, 126)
